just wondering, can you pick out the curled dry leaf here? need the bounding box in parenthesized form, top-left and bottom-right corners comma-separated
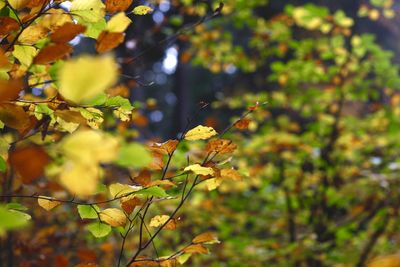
(99, 208, 126, 227)
(149, 215, 170, 228)
(184, 164, 214, 176)
(184, 125, 217, 141)
(51, 22, 86, 43)
(37, 196, 62, 211)
(192, 232, 220, 244)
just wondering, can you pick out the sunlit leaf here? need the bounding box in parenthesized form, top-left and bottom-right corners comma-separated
(95, 31, 124, 53)
(37, 196, 62, 211)
(192, 232, 220, 244)
(115, 142, 152, 168)
(99, 208, 126, 227)
(183, 244, 209, 254)
(132, 5, 153, 15)
(109, 183, 142, 198)
(105, 0, 133, 13)
(0, 205, 29, 236)
(59, 161, 99, 197)
(50, 22, 86, 43)
(106, 12, 131, 32)
(70, 0, 105, 23)
(58, 55, 118, 103)
(12, 45, 38, 67)
(149, 215, 169, 228)
(184, 164, 214, 176)
(34, 43, 72, 65)
(184, 125, 218, 141)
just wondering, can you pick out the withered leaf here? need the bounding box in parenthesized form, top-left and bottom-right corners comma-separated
(183, 244, 209, 254)
(105, 0, 133, 13)
(150, 139, 179, 155)
(0, 79, 23, 102)
(206, 139, 237, 154)
(0, 103, 32, 130)
(234, 118, 251, 130)
(95, 31, 124, 53)
(0, 17, 20, 37)
(51, 22, 86, 43)
(133, 169, 151, 186)
(34, 43, 72, 64)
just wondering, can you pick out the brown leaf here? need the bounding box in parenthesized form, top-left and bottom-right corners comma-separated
(0, 79, 23, 102)
(121, 197, 141, 214)
(0, 17, 20, 37)
(148, 152, 164, 171)
(183, 244, 209, 254)
(54, 254, 69, 267)
(164, 218, 177, 230)
(27, 0, 49, 8)
(192, 232, 220, 244)
(234, 118, 251, 130)
(9, 145, 49, 184)
(54, 109, 87, 125)
(131, 256, 159, 266)
(95, 31, 124, 53)
(51, 22, 86, 43)
(0, 48, 11, 69)
(105, 0, 133, 13)
(0, 103, 32, 130)
(34, 43, 72, 64)
(150, 139, 179, 155)
(220, 168, 242, 181)
(206, 139, 237, 154)
(133, 169, 151, 186)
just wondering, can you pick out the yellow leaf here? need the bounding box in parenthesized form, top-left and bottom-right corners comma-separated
(59, 161, 99, 197)
(12, 45, 38, 67)
(109, 183, 142, 198)
(132, 5, 153, 15)
(106, 12, 131, 33)
(184, 164, 214, 176)
(58, 55, 118, 103)
(37, 196, 62, 211)
(18, 25, 48, 45)
(205, 178, 221, 191)
(100, 208, 126, 227)
(71, 0, 105, 23)
(184, 125, 217, 141)
(220, 168, 242, 180)
(8, 0, 29, 9)
(149, 215, 170, 227)
(61, 129, 119, 165)
(192, 232, 220, 244)
(367, 254, 400, 267)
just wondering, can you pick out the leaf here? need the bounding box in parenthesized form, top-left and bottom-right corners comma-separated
(95, 31, 124, 53)
(8, 0, 29, 9)
(12, 45, 38, 67)
(205, 178, 221, 191)
(105, 96, 133, 111)
(105, 0, 133, 13)
(184, 164, 214, 176)
(367, 254, 400, 267)
(132, 5, 153, 15)
(34, 43, 72, 65)
(70, 0, 106, 23)
(0, 205, 29, 236)
(0, 104, 32, 131)
(0, 79, 23, 102)
(205, 139, 237, 154)
(183, 244, 209, 254)
(108, 183, 142, 198)
(138, 186, 168, 198)
(58, 55, 118, 103)
(234, 118, 251, 130)
(99, 208, 126, 227)
(121, 197, 141, 214)
(0, 17, 20, 37)
(61, 129, 119, 165)
(177, 254, 191, 265)
(133, 170, 151, 186)
(106, 12, 131, 32)
(18, 25, 48, 45)
(115, 142, 152, 168)
(9, 146, 49, 184)
(87, 222, 111, 238)
(37, 196, 62, 211)
(0, 156, 6, 173)
(184, 125, 218, 141)
(220, 168, 242, 180)
(149, 215, 169, 228)
(77, 205, 100, 219)
(192, 232, 220, 244)
(51, 22, 86, 43)
(150, 140, 179, 155)
(59, 161, 100, 197)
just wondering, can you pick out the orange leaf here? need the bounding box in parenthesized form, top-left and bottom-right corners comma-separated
(34, 43, 72, 64)
(121, 197, 141, 214)
(183, 244, 209, 254)
(205, 139, 236, 154)
(0, 17, 20, 37)
(0, 48, 11, 69)
(51, 22, 86, 43)
(133, 169, 151, 186)
(95, 31, 124, 53)
(150, 139, 179, 155)
(131, 256, 159, 266)
(192, 232, 220, 244)
(0, 79, 23, 102)
(9, 146, 49, 184)
(0, 103, 32, 130)
(105, 0, 133, 13)
(234, 118, 251, 130)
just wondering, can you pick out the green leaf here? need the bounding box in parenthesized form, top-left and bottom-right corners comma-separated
(0, 205, 29, 236)
(12, 45, 38, 67)
(77, 205, 100, 219)
(139, 186, 169, 198)
(6, 203, 28, 211)
(105, 96, 133, 111)
(0, 156, 6, 173)
(115, 142, 152, 168)
(132, 5, 153, 15)
(87, 222, 111, 238)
